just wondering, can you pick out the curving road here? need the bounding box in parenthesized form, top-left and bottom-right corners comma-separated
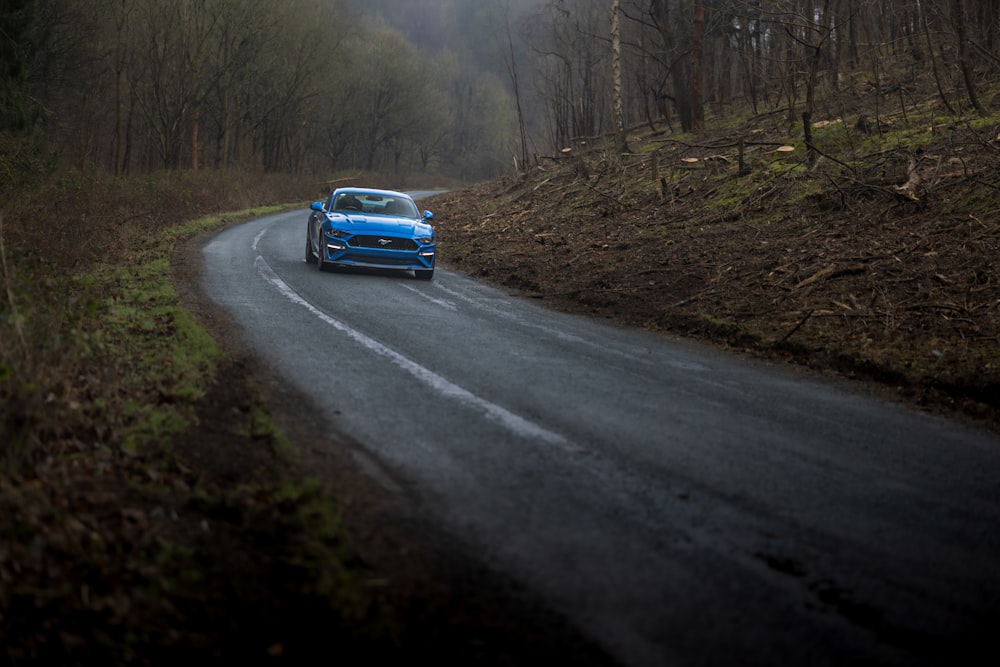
(200, 204, 1000, 667)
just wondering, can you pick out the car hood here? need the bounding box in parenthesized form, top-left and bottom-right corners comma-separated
(328, 213, 432, 236)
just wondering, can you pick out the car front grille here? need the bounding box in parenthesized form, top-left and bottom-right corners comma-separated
(343, 254, 416, 266)
(350, 235, 418, 251)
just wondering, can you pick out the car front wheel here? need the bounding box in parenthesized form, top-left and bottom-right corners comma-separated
(316, 235, 330, 272)
(305, 230, 316, 264)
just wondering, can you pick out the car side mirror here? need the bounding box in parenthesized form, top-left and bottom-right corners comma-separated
(423, 210, 434, 221)
(310, 201, 324, 211)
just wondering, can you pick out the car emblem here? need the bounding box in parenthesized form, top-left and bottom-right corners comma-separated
(378, 238, 392, 246)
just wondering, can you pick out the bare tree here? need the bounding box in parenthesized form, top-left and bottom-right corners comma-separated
(951, 0, 986, 116)
(798, 0, 833, 165)
(500, 0, 530, 172)
(20, 0, 999, 179)
(690, 0, 705, 130)
(611, 0, 629, 151)
(646, 0, 704, 132)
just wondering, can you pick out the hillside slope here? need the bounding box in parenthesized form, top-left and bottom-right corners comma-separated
(424, 109, 1000, 432)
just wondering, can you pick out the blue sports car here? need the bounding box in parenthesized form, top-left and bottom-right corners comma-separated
(305, 188, 437, 279)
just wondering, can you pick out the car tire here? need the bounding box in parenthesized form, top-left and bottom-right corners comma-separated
(414, 268, 434, 280)
(305, 230, 315, 264)
(316, 235, 329, 272)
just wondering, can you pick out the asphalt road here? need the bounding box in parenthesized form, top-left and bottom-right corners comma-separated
(200, 205, 1000, 667)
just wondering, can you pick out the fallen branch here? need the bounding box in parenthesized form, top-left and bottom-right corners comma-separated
(795, 264, 868, 289)
(670, 288, 718, 309)
(776, 309, 815, 345)
(795, 264, 836, 289)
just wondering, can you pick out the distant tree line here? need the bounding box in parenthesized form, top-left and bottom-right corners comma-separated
(1, 0, 996, 185)
(2, 0, 517, 183)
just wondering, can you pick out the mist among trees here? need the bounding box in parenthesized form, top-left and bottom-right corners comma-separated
(1, 0, 996, 186)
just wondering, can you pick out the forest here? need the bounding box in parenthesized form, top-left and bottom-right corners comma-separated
(2, 0, 997, 188)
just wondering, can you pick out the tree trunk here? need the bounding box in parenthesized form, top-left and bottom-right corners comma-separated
(191, 109, 199, 171)
(952, 0, 986, 116)
(923, 4, 956, 115)
(690, 0, 705, 131)
(610, 0, 628, 152)
(501, 0, 528, 174)
(802, 0, 831, 166)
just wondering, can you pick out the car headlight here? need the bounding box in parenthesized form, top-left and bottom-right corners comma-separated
(416, 236, 434, 244)
(325, 228, 349, 238)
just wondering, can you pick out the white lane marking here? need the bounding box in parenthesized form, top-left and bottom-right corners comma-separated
(252, 228, 267, 253)
(398, 283, 458, 310)
(254, 255, 577, 450)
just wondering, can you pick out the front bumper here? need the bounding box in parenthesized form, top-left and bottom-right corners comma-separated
(322, 235, 435, 271)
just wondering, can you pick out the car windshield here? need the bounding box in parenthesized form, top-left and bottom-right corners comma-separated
(333, 192, 418, 218)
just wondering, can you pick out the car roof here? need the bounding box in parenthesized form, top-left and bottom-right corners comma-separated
(333, 187, 412, 199)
